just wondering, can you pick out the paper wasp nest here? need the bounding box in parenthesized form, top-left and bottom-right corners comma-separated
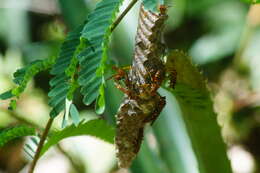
(115, 4, 168, 168)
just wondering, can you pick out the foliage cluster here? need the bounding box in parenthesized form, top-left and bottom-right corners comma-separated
(0, 0, 259, 172)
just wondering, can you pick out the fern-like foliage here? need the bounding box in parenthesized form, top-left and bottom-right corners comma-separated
(48, 24, 84, 118)
(0, 57, 56, 109)
(23, 136, 40, 159)
(241, 0, 260, 4)
(143, 0, 161, 12)
(78, 0, 124, 114)
(39, 119, 115, 156)
(0, 125, 35, 147)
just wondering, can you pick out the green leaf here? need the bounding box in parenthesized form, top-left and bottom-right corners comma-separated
(0, 90, 13, 100)
(58, 0, 89, 30)
(165, 50, 206, 90)
(241, 0, 260, 4)
(131, 135, 170, 173)
(10, 58, 55, 94)
(163, 50, 232, 173)
(0, 57, 56, 109)
(78, 0, 124, 114)
(40, 119, 115, 156)
(48, 24, 84, 118)
(12, 58, 56, 89)
(23, 136, 40, 159)
(0, 125, 35, 147)
(62, 99, 72, 128)
(143, 0, 161, 12)
(69, 104, 80, 126)
(8, 99, 17, 110)
(95, 82, 106, 114)
(152, 87, 200, 173)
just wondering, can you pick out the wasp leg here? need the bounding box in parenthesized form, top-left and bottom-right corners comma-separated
(150, 70, 164, 94)
(108, 66, 133, 88)
(150, 83, 159, 95)
(114, 82, 132, 96)
(111, 65, 137, 99)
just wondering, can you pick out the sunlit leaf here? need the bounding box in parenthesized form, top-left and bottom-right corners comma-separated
(241, 0, 260, 4)
(0, 90, 13, 100)
(143, 0, 161, 12)
(78, 0, 124, 114)
(40, 119, 115, 156)
(69, 104, 80, 126)
(162, 50, 232, 173)
(48, 24, 84, 118)
(0, 125, 35, 147)
(0, 57, 56, 109)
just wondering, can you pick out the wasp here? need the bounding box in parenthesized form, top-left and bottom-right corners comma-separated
(108, 66, 134, 98)
(158, 4, 168, 15)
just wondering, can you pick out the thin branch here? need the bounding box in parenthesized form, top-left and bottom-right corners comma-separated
(233, 24, 253, 69)
(111, 0, 138, 32)
(28, 117, 54, 173)
(1, 108, 83, 172)
(233, 4, 260, 69)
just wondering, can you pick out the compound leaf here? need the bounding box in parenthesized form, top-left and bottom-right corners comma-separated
(78, 0, 124, 114)
(69, 103, 80, 126)
(48, 24, 84, 118)
(143, 0, 161, 12)
(0, 125, 35, 147)
(0, 57, 56, 109)
(40, 119, 115, 156)
(241, 0, 260, 4)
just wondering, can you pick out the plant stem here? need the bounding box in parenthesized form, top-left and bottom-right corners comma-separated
(111, 0, 138, 32)
(28, 118, 54, 173)
(233, 4, 260, 69)
(233, 22, 253, 69)
(1, 108, 82, 172)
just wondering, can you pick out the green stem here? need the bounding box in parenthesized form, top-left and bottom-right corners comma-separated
(1, 109, 83, 171)
(28, 118, 54, 173)
(233, 23, 253, 69)
(111, 0, 138, 32)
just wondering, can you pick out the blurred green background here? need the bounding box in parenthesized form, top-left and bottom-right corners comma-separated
(1, 0, 260, 172)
